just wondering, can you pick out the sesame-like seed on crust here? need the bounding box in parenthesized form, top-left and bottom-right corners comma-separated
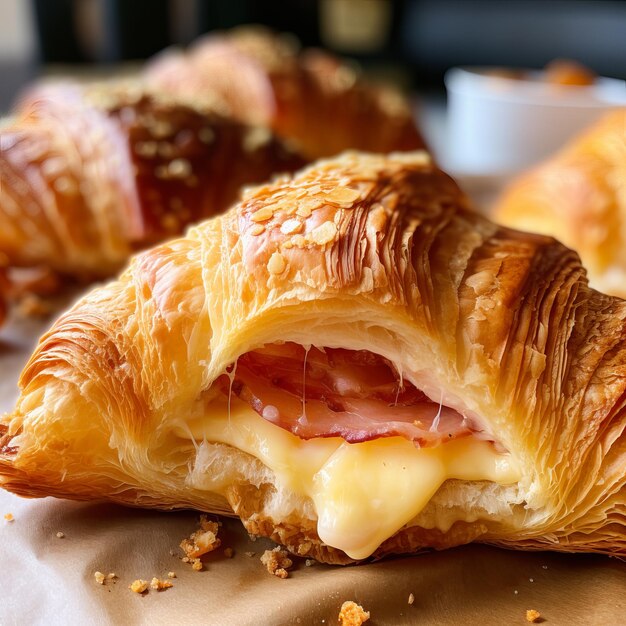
(310, 221, 337, 245)
(267, 252, 286, 275)
(280, 218, 303, 235)
(251, 207, 275, 223)
(168, 158, 192, 178)
(198, 127, 215, 144)
(326, 187, 360, 204)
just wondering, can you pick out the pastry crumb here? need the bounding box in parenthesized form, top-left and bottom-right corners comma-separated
(106, 573, 117, 580)
(305, 559, 316, 567)
(526, 609, 542, 623)
(191, 558, 203, 571)
(408, 593, 415, 605)
(223, 547, 234, 558)
(167, 571, 176, 579)
(129, 579, 149, 594)
(56, 531, 65, 538)
(260, 546, 293, 579)
(338, 601, 370, 625)
(150, 577, 173, 591)
(245, 551, 256, 557)
(180, 514, 221, 559)
(4, 513, 14, 522)
(94, 571, 106, 585)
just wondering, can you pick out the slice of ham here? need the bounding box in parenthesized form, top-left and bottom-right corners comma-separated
(218, 343, 476, 446)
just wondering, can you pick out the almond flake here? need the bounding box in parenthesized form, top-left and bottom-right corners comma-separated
(250, 224, 265, 236)
(310, 221, 338, 245)
(250, 207, 274, 223)
(267, 252, 286, 275)
(327, 187, 360, 204)
(280, 219, 303, 235)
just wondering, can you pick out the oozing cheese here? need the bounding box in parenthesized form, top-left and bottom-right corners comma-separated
(181, 398, 521, 560)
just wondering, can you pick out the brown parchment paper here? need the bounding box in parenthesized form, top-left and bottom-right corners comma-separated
(1, 293, 625, 626)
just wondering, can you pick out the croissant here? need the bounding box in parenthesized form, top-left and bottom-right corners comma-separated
(0, 81, 305, 279)
(494, 109, 626, 298)
(0, 263, 8, 327)
(1, 152, 625, 565)
(146, 27, 426, 160)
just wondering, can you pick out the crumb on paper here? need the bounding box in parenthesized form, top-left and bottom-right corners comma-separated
(248, 534, 258, 542)
(180, 514, 221, 559)
(4, 513, 14, 522)
(529, 578, 534, 583)
(408, 593, 415, 605)
(526, 609, 542, 623)
(167, 571, 176, 579)
(150, 577, 173, 591)
(169, 549, 176, 556)
(245, 551, 256, 558)
(338, 601, 370, 625)
(542, 565, 548, 570)
(514, 590, 519, 595)
(224, 547, 234, 558)
(95, 571, 117, 585)
(305, 559, 316, 567)
(260, 546, 293, 579)
(56, 531, 65, 538)
(191, 558, 203, 571)
(129, 579, 149, 594)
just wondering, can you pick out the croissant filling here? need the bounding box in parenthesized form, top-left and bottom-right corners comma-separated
(182, 342, 521, 559)
(218, 342, 481, 447)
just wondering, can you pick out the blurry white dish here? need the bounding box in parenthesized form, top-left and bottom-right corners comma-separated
(444, 66, 626, 175)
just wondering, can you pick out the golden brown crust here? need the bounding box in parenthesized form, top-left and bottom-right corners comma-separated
(1, 152, 625, 563)
(494, 109, 626, 298)
(147, 27, 426, 159)
(0, 81, 305, 278)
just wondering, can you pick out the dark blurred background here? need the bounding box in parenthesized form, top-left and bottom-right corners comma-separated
(1, 0, 625, 110)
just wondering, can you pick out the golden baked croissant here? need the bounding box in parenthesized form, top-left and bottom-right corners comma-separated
(494, 109, 626, 298)
(1, 152, 625, 565)
(146, 27, 426, 160)
(0, 262, 9, 327)
(0, 81, 305, 278)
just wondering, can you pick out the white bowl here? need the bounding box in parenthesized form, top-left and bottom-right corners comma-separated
(444, 66, 626, 175)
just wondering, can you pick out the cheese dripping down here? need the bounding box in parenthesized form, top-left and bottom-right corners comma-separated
(181, 398, 520, 560)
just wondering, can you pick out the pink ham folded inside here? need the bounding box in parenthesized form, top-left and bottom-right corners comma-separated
(218, 343, 481, 446)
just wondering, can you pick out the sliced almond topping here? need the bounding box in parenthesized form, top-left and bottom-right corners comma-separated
(310, 221, 338, 246)
(327, 187, 360, 204)
(291, 235, 307, 248)
(250, 224, 266, 236)
(251, 207, 275, 223)
(280, 218, 303, 235)
(267, 252, 286, 275)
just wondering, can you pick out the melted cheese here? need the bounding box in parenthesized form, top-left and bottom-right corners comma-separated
(180, 398, 521, 560)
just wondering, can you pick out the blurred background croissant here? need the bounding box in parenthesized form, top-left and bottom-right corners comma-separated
(0, 0, 625, 322)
